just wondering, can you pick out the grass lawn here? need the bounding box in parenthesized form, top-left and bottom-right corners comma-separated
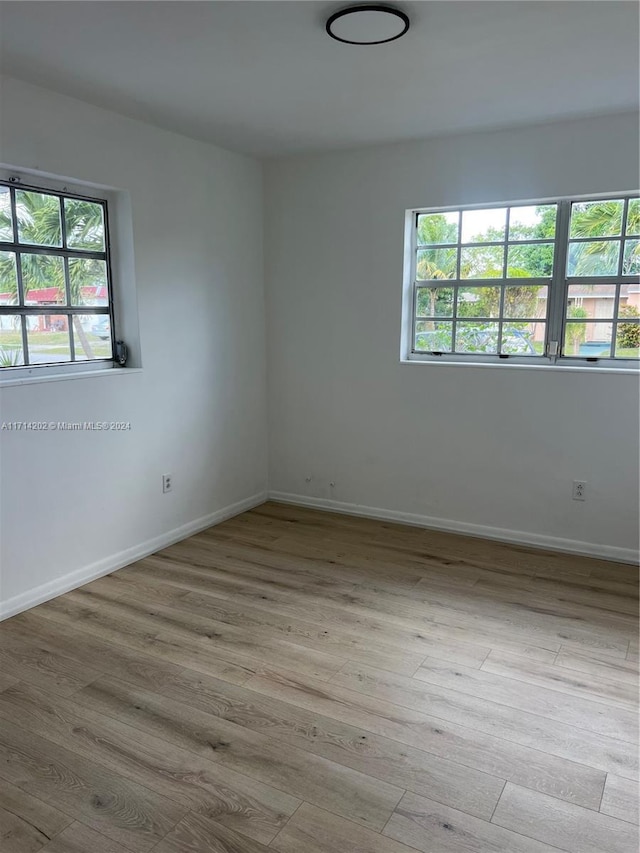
(0, 328, 112, 359)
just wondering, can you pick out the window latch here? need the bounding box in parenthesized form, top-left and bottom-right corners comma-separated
(547, 340, 559, 357)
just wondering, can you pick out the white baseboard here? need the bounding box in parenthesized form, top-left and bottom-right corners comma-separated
(3, 487, 636, 622)
(269, 491, 639, 566)
(0, 491, 267, 621)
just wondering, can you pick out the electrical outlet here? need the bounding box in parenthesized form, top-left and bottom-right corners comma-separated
(162, 473, 173, 493)
(572, 480, 586, 501)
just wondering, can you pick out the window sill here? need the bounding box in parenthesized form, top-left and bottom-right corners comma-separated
(0, 365, 143, 388)
(400, 358, 639, 375)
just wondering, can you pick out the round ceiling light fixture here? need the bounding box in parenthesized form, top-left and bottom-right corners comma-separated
(326, 5, 410, 45)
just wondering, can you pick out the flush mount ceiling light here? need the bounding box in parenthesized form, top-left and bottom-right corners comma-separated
(326, 5, 410, 45)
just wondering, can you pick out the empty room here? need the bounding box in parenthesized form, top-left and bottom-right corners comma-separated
(0, 2, 638, 852)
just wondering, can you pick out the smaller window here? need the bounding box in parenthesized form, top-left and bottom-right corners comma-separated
(0, 179, 114, 371)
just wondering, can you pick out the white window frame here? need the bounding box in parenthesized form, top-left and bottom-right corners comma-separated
(402, 192, 640, 370)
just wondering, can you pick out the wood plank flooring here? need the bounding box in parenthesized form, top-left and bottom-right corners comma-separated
(0, 502, 638, 853)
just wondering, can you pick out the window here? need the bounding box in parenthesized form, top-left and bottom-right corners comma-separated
(0, 179, 114, 371)
(405, 194, 640, 366)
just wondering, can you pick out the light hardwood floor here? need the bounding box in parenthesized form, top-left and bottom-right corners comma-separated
(0, 502, 638, 853)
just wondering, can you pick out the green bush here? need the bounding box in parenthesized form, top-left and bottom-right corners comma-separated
(617, 305, 640, 349)
(566, 305, 588, 354)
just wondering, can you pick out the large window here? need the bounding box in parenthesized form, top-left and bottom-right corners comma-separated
(0, 179, 114, 371)
(405, 195, 639, 366)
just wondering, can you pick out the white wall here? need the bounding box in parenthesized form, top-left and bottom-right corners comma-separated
(264, 113, 640, 561)
(0, 87, 636, 622)
(0, 76, 268, 616)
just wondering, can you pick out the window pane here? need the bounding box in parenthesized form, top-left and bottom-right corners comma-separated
(64, 198, 105, 251)
(623, 239, 640, 276)
(416, 286, 454, 317)
(73, 315, 113, 361)
(460, 245, 504, 279)
(507, 242, 554, 278)
(0, 321, 24, 366)
(457, 286, 500, 318)
(15, 190, 62, 247)
(508, 205, 557, 240)
(502, 285, 546, 319)
(68, 257, 108, 306)
(417, 212, 458, 245)
(501, 322, 542, 355)
(626, 199, 640, 236)
(26, 315, 71, 364)
(567, 284, 618, 319)
(0, 186, 12, 241)
(461, 208, 506, 243)
(412, 198, 640, 365)
(416, 248, 457, 280)
(567, 241, 620, 277)
(564, 321, 612, 357)
(0, 252, 18, 305)
(615, 319, 640, 358)
(455, 322, 499, 353)
(415, 321, 452, 352)
(570, 199, 624, 238)
(21, 254, 66, 305)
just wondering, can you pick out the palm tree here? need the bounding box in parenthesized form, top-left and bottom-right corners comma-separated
(570, 200, 639, 275)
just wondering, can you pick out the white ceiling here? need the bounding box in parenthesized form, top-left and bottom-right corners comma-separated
(0, 1, 637, 157)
